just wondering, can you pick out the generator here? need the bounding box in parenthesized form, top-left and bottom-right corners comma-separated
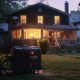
(11, 45, 41, 73)
(1, 45, 41, 74)
(12, 46, 41, 72)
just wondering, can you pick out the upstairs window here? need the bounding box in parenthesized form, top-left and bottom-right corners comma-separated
(54, 31, 60, 39)
(37, 16, 43, 24)
(20, 15, 27, 24)
(54, 16, 60, 24)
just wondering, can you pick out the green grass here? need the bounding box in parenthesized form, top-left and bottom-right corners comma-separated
(0, 53, 80, 80)
(42, 54, 80, 80)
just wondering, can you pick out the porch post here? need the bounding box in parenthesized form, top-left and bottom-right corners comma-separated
(21, 26, 24, 41)
(41, 29, 43, 39)
(76, 26, 78, 45)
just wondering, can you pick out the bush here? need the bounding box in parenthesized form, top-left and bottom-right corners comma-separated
(76, 44, 80, 53)
(38, 39, 49, 54)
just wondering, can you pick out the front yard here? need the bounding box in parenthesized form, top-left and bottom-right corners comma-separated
(0, 53, 80, 80)
(42, 54, 80, 80)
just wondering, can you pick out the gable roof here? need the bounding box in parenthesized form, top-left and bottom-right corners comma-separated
(11, 3, 68, 15)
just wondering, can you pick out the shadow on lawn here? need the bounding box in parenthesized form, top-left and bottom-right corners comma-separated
(0, 74, 48, 80)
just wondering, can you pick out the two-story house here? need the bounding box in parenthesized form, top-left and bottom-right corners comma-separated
(8, 2, 77, 46)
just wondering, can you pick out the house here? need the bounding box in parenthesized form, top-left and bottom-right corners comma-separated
(8, 2, 78, 47)
(69, 2, 80, 24)
(73, 21, 80, 44)
(69, 3, 80, 44)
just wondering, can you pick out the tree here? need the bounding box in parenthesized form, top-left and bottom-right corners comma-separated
(0, 0, 28, 22)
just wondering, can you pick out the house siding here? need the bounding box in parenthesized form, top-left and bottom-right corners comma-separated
(9, 3, 69, 27)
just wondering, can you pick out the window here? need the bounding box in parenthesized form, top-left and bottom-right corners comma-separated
(37, 16, 43, 24)
(24, 29, 41, 39)
(20, 15, 27, 24)
(54, 16, 60, 24)
(43, 30, 49, 38)
(54, 31, 60, 39)
(12, 29, 21, 39)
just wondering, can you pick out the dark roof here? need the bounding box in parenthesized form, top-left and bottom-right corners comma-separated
(12, 24, 77, 30)
(0, 23, 8, 31)
(0, 28, 4, 32)
(73, 21, 80, 25)
(11, 3, 68, 15)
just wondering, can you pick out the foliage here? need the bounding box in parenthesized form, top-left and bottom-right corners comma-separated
(0, 54, 80, 80)
(75, 44, 80, 53)
(0, 0, 28, 22)
(38, 39, 49, 54)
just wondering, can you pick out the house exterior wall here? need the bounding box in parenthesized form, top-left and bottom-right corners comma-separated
(69, 11, 80, 23)
(69, 31, 76, 40)
(76, 25, 80, 43)
(8, 3, 78, 46)
(9, 3, 69, 28)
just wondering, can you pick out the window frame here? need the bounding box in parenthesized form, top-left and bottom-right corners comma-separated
(24, 29, 41, 39)
(54, 16, 60, 24)
(12, 29, 22, 39)
(37, 15, 43, 24)
(20, 15, 27, 24)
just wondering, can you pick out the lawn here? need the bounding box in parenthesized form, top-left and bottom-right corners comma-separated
(42, 54, 80, 80)
(0, 53, 80, 80)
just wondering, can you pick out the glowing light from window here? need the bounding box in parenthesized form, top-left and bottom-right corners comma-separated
(24, 29, 41, 39)
(37, 16, 43, 24)
(54, 16, 60, 24)
(12, 29, 21, 39)
(30, 33, 33, 38)
(20, 15, 27, 24)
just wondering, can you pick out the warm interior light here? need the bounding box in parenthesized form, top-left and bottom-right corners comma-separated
(43, 30, 49, 38)
(54, 31, 60, 39)
(38, 16, 43, 24)
(20, 15, 27, 24)
(54, 16, 60, 24)
(12, 29, 21, 39)
(24, 29, 41, 39)
(30, 33, 33, 38)
(31, 51, 34, 55)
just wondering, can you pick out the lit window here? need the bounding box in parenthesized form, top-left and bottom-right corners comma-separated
(54, 31, 60, 39)
(54, 16, 60, 24)
(12, 29, 21, 39)
(12, 30, 17, 39)
(24, 29, 41, 39)
(20, 15, 27, 24)
(43, 30, 49, 38)
(37, 16, 43, 24)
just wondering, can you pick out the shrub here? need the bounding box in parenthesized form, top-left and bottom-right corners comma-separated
(76, 44, 80, 53)
(38, 39, 49, 54)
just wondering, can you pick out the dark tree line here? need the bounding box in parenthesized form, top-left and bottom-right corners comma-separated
(0, 0, 29, 22)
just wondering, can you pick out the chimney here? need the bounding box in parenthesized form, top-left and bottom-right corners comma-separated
(78, 2, 80, 11)
(65, 1, 69, 13)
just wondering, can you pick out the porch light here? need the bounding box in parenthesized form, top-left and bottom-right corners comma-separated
(31, 51, 34, 55)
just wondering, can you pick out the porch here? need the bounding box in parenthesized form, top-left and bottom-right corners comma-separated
(11, 24, 77, 46)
